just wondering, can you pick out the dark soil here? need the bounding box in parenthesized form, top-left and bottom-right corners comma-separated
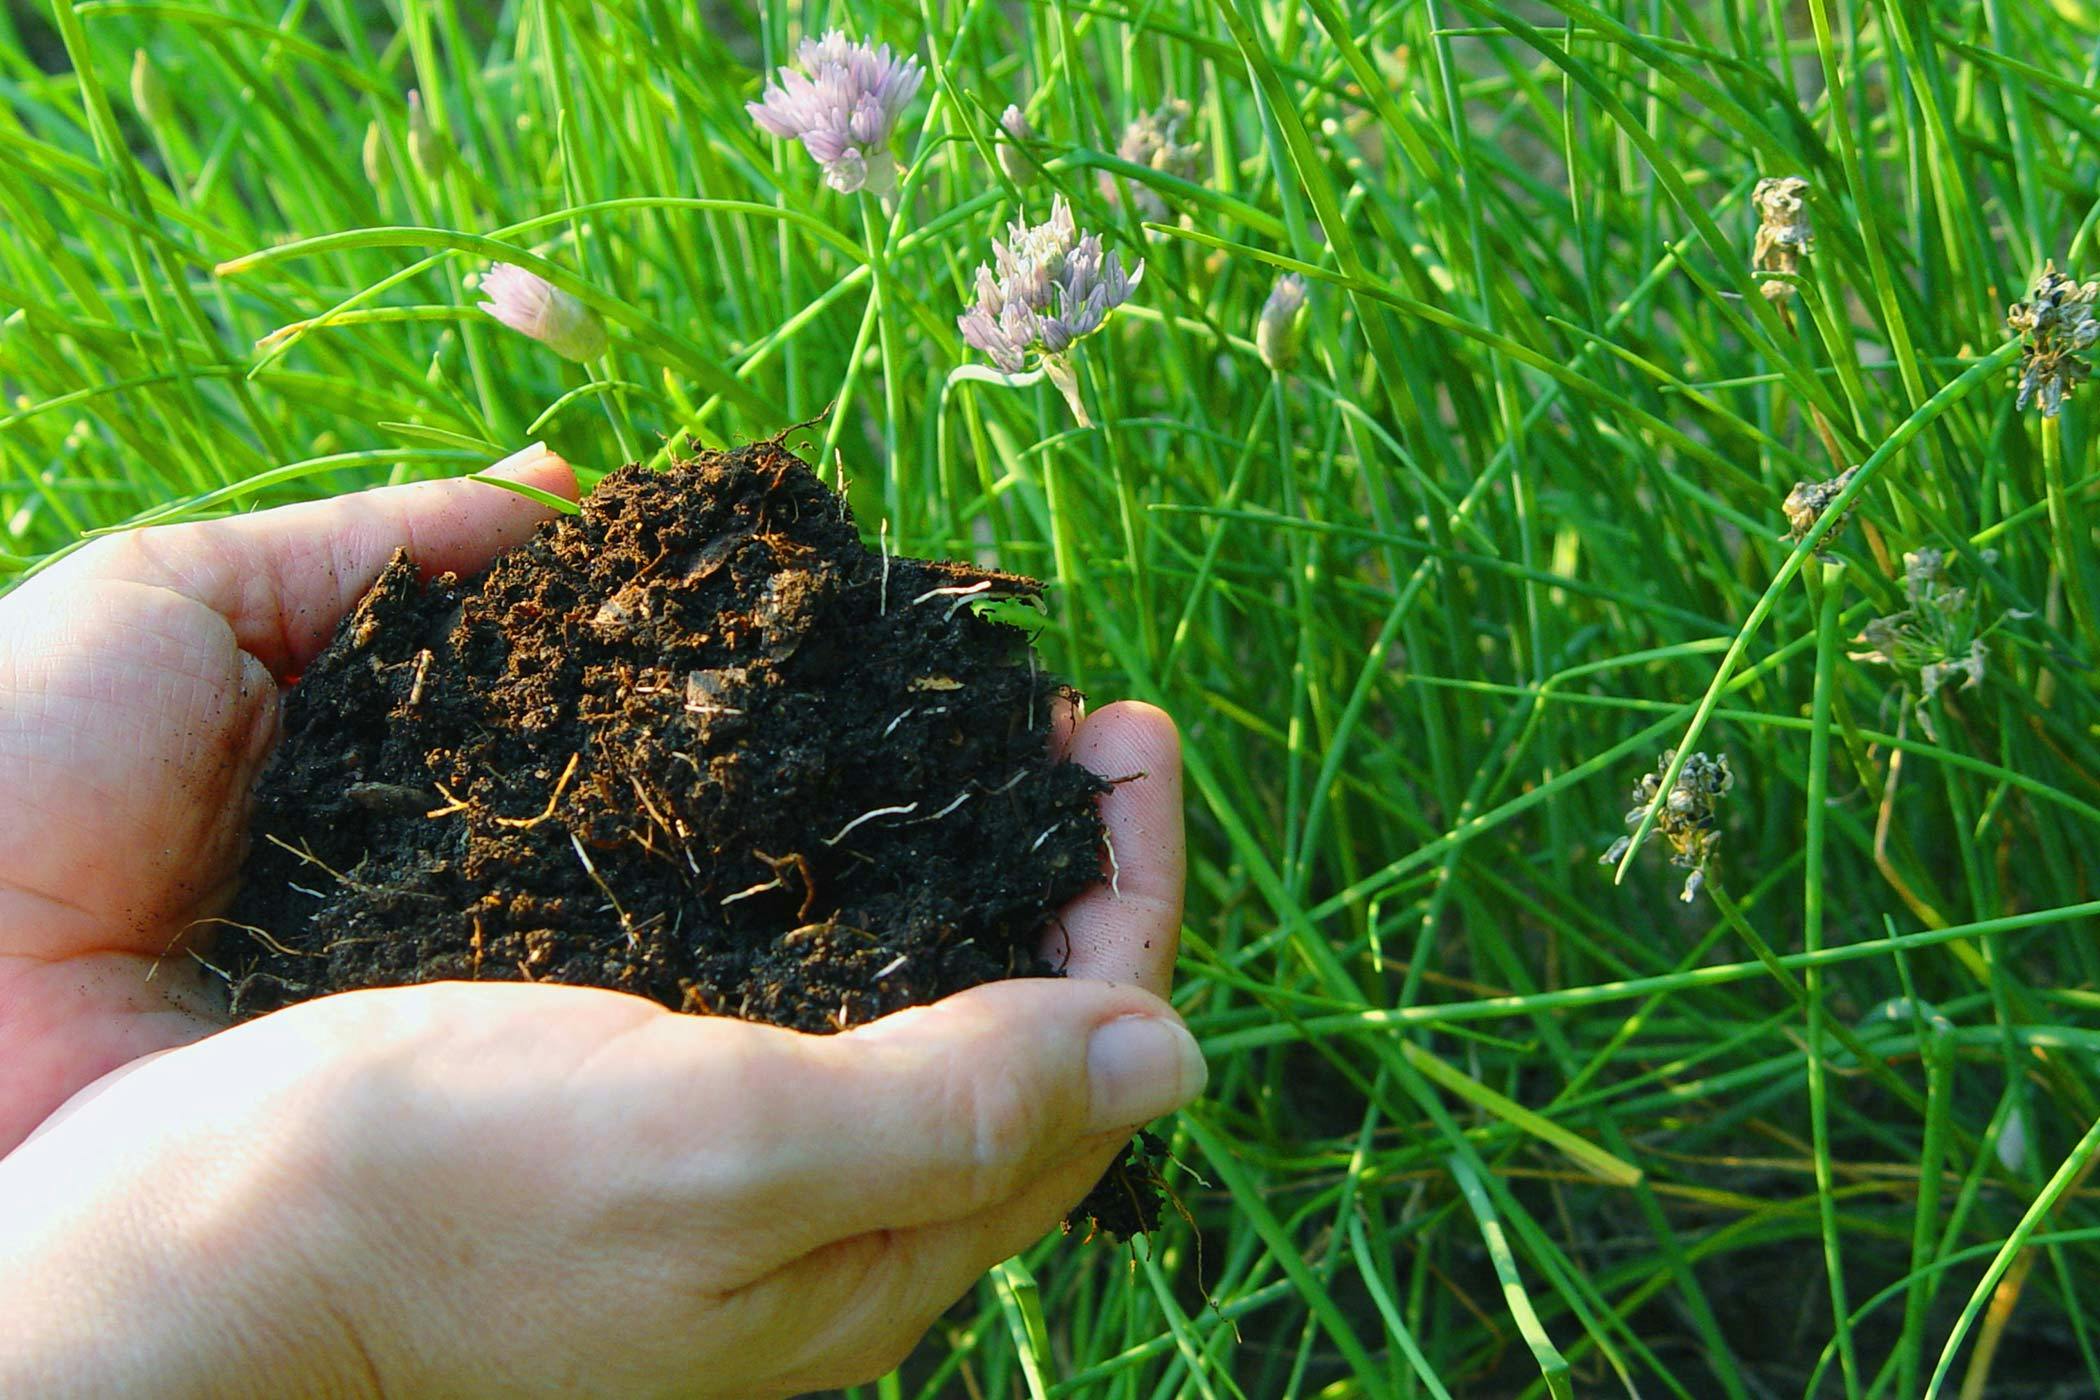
(220, 441, 1151, 1236)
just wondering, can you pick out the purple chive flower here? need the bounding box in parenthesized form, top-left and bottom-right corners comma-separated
(957, 195, 1142, 424)
(478, 264, 608, 363)
(747, 32, 925, 197)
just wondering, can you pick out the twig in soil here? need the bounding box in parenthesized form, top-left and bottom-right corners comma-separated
(405, 648, 431, 709)
(188, 917, 322, 962)
(822, 802, 920, 845)
(627, 775, 673, 841)
(568, 831, 637, 947)
(261, 832, 438, 903)
(493, 753, 581, 829)
(264, 832, 347, 880)
(753, 849, 818, 920)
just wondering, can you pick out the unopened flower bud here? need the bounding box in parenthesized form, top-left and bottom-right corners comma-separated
(478, 264, 608, 363)
(998, 105, 1038, 186)
(131, 49, 172, 127)
(361, 120, 388, 189)
(407, 90, 450, 183)
(1256, 273, 1307, 373)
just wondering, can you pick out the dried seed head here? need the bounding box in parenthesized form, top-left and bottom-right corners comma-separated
(2007, 261, 2100, 417)
(997, 104, 1038, 187)
(1781, 464, 1860, 555)
(747, 31, 925, 197)
(1849, 548, 2013, 741)
(1602, 750, 1734, 903)
(1256, 273, 1308, 374)
(957, 194, 1143, 422)
(1751, 176, 1812, 303)
(478, 264, 609, 363)
(1100, 99, 1204, 221)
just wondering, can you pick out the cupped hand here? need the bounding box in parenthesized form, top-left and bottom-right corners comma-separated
(0, 454, 1196, 1398)
(0, 445, 581, 1153)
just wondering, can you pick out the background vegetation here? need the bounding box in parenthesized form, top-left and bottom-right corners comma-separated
(5, 0, 2100, 1394)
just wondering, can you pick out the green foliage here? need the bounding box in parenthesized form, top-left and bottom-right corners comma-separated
(6, 0, 2100, 1393)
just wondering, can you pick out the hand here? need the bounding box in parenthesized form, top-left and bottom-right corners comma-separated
(0, 453, 1197, 1398)
(0, 445, 581, 1154)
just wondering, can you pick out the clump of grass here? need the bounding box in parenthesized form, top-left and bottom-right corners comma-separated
(6, 3, 2100, 1397)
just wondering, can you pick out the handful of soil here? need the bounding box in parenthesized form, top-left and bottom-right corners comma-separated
(219, 442, 1159, 1235)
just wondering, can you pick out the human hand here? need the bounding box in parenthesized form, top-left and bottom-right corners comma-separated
(0, 445, 580, 1154)
(0, 455, 1197, 1397)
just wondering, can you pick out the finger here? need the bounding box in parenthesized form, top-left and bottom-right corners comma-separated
(1046, 700, 1184, 996)
(652, 977, 1204, 1267)
(40, 445, 577, 678)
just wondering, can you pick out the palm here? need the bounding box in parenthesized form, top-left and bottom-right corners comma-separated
(0, 453, 577, 1152)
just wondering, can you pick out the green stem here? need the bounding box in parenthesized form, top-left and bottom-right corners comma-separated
(860, 193, 907, 541)
(1806, 558, 1860, 1399)
(2041, 413, 2093, 655)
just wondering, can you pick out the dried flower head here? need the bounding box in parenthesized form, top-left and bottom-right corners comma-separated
(747, 32, 924, 197)
(997, 104, 1038, 187)
(2007, 262, 2100, 417)
(1600, 750, 1734, 903)
(1257, 273, 1308, 374)
(1100, 99, 1203, 221)
(1850, 548, 2021, 741)
(1751, 176, 1812, 303)
(957, 194, 1142, 423)
(478, 264, 608, 363)
(1781, 464, 1859, 555)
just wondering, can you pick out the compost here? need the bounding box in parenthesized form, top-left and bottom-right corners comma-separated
(220, 441, 1156, 1235)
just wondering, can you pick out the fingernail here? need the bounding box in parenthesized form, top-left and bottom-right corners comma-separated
(1085, 1014, 1206, 1133)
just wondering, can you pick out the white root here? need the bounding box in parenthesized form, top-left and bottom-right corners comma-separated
(822, 802, 920, 846)
(879, 518, 892, 615)
(720, 877, 784, 906)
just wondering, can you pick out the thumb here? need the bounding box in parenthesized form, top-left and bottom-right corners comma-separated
(687, 977, 1206, 1263)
